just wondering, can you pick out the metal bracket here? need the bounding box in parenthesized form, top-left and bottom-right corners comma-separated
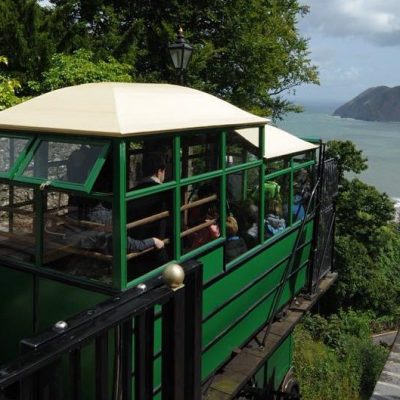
(39, 180, 52, 191)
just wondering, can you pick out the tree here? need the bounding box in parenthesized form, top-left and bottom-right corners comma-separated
(0, 0, 54, 83)
(0, 57, 23, 110)
(295, 311, 389, 400)
(324, 140, 400, 319)
(325, 140, 368, 183)
(33, 49, 133, 92)
(43, 0, 318, 118)
(336, 179, 394, 246)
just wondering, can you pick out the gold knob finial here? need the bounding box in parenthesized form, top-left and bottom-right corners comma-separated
(163, 263, 185, 290)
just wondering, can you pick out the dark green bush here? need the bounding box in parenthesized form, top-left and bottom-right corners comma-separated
(295, 312, 389, 400)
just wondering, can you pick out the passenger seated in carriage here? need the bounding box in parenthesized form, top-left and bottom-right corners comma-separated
(292, 168, 311, 221)
(185, 182, 220, 251)
(52, 149, 166, 280)
(224, 216, 247, 263)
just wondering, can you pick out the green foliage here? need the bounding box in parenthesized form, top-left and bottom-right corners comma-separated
(0, 57, 24, 110)
(325, 140, 368, 183)
(332, 220, 400, 318)
(336, 179, 394, 246)
(0, 0, 53, 83)
(324, 140, 400, 320)
(294, 326, 361, 400)
(295, 312, 388, 400)
(36, 0, 318, 118)
(32, 49, 133, 92)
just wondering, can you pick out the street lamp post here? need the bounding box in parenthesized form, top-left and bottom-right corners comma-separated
(168, 27, 193, 85)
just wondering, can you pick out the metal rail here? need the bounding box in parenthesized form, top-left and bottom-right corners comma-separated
(0, 260, 203, 400)
(260, 178, 320, 347)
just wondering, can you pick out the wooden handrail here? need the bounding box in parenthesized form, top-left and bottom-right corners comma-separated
(126, 238, 170, 261)
(126, 194, 217, 230)
(58, 216, 112, 232)
(0, 208, 34, 216)
(126, 211, 170, 230)
(180, 219, 217, 238)
(181, 194, 217, 211)
(45, 245, 113, 263)
(0, 199, 34, 210)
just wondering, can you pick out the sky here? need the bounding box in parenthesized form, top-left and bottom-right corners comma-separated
(293, 0, 400, 104)
(38, 0, 400, 105)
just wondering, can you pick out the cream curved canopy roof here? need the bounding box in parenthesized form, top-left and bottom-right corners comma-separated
(236, 125, 318, 159)
(0, 82, 267, 137)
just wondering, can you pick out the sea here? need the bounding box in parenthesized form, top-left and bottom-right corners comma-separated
(275, 103, 400, 220)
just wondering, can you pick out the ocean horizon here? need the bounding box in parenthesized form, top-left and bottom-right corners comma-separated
(276, 104, 400, 206)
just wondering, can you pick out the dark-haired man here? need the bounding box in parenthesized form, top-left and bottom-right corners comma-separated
(127, 152, 171, 276)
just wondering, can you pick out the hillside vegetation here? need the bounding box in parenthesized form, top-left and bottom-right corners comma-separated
(294, 140, 400, 399)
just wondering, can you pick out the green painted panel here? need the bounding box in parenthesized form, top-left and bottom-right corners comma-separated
(203, 222, 313, 317)
(264, 333, 293, 390)
(201, 222, 313, 379)
(202, 293, 275, 378)
(152, 318, 162, 397)
(278, 262, 308, 309)
(199, 247, 224, 283)
(37, 278, 108, 331)
(0, 266, 34, 364)
(203, 260, 287, 346)
(153, 355, 162, 397)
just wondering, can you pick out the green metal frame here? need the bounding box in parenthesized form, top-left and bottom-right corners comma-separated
(0, 133, 35, 179)
(0, 127, 318, 291)
(265, 153, 317, 231)
(13, 135, 110, 193)
(122, 127, 317, 287)
(113, 140, 127, 289)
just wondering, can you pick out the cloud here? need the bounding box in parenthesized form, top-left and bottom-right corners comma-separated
(300, 0, 400, 46)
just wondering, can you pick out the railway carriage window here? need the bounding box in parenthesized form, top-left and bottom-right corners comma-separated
(127, 190, 173, 280)
(227, 167, 260, 252)
(43, 191, 113, 284)
(0, 184, 35, 262)
(180, 133, 219, 178)
(293, 168, 313, 221)
(0, 136, 31, 176)
(127, 137, 173, 190)
(292, 151, 314, 166)
(15, 139, 109, 192)
(265, 175, 290, 238)
(266, 156, 291, 175)
(226, 129, 258, 167)
(181, 179, 220, 254)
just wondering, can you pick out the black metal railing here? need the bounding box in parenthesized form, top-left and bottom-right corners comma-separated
(0, 260, 203, 400)
(310, 157, 338, 292)
(260, 176, 321, 346)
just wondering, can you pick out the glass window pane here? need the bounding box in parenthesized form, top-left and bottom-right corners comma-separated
(292, 150, 314, 166)
(227, 167, 260, 262)
(127, 137, 173, 190)
(227, 129, 258, 167)
(265, 174, 290, 238)
(127, 190, 173, 281)
(0, 184, 35, 262)
(0, 137, 30, 174)
(293, 167, 314, 221)
(181, 133, 219, 178)
(22, 141, 104, 185)
(92, 154, 113, 193)
(181, 179, 220, 254)
(266, 156, 291, 175)
(44, 191, 113, 285)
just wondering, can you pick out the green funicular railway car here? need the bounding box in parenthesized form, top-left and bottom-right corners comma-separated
(0, 83, 338, 400)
